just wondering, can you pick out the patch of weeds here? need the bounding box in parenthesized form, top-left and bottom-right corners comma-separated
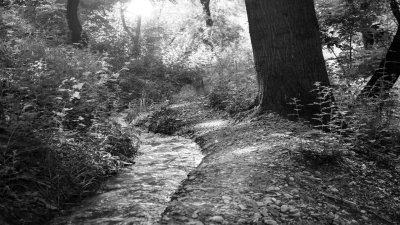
(101, 125, 140, 164)
(289, 83, 354, 165)
(207, 79, 256, 116)
(208, 82, 230, 111)
(351, 94, 400, 170)
(138, 106, 184, 135)
(296, 132, 348, 166)
(290, 82, 400, 169)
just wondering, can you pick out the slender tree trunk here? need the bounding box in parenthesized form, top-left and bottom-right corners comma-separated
(66, 0, 87, 47)
(120, 7, 135, 54)
(120, 7, 141, 57)
(200, 0, 213, 27)
(199, 0, 214, 50)
(120, 7, 135, 39)
(133, 15, 142, 57)
(245, 0, 332, 123)
(358, 0, 400, 99)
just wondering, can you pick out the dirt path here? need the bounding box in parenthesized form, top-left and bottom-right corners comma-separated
(157, 98, 400, 225)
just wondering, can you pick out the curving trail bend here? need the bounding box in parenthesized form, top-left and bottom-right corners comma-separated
(50, 132, 203, 225)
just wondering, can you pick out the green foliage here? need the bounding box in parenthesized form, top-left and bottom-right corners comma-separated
(289, 84, 353, 165)
(317, 0, 395, 82)
(296, 0, 400, 167)
(206, 43, 257, 115)
(351, 88, 400, 169)
(118, 56, 202, 106)
(208, 81, 231, 110)
(290, 83, 400, 168)
(193, 1, 258, 115)
(207, 80, 256, 115)
(0, 7, 142, 224)
(140, 107, 184, 135)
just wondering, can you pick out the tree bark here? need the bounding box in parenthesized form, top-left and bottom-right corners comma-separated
(120, 6, 141, 57)
(199, 0, 214, 50)
(358, 0, 400, 99)
(66, 0, 87, 47)
(120, 7, 135, 41)
(245, 0, 332, 123)
(133, 15, 142, 57)
(200, 0, 213, 27)
(120, 8, 136, 55)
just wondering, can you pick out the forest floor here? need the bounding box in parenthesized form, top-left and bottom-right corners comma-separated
(143, 95, 400, 225)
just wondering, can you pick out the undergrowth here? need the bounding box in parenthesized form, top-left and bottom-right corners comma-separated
(0, 8, 140, 225)
(135, 106, 184, 135)
(289, 82, 400, 170)
(205, 39, 257, 115)
(0, 48, 140, 225)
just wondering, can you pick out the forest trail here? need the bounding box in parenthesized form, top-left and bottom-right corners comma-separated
(156, 97, 398, 225)
(157, 100, 311, 225)
(49, 131, 203, 225)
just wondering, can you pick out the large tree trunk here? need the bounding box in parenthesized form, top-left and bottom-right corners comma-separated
(245, 0, 332, 123)
(358, 0, 400, 99)
(66, 0, 87, 48)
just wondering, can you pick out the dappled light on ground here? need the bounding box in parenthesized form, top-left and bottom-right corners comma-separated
(194, 119, 229, 130)
(231, 146, 260, 156)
